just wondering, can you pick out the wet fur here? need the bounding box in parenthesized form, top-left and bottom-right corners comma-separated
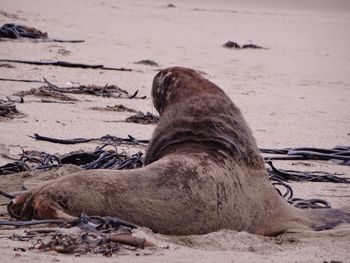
(8, 67, 350, 235)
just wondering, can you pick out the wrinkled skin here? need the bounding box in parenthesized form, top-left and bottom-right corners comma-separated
(8, 67, 350, 236)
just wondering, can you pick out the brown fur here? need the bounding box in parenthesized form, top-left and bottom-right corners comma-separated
(146, 67, 263, 167)
(7, 67, 350, 236)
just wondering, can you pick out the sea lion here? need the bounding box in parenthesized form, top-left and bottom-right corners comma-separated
(7, 67, 350, 235)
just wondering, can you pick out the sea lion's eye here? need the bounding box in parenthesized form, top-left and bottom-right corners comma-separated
(163, 75, 174, 88)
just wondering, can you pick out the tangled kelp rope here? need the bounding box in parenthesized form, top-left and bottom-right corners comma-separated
(0, 213, 137, 229)
(24, 135, 350, 164)
(261, 146, 350, 165)
(0, 144, 143, 175)
(271, 180, 331, 209)
(266, 161, 350, 184)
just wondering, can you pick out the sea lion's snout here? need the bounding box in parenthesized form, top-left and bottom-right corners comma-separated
(152, 67, 204, 115)
(152, 68, 178, 115)
(151, 67, 220, 116)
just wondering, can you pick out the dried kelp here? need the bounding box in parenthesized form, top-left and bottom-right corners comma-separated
(90, 104, 137, 113)
(0, 23, 84, 43)
(43, 78, 146, 99)
(134, 60, 159, 66)
(0, 23, 47, 39)
(14, 87, 78, 101)
(27, 230, 155, 256)
(0, 100, 25, 120)
(125, 111, 159, 124)
(3, 214, 155, 256)
(223, 41, 266, 49)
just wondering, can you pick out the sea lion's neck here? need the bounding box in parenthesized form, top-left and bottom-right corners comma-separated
(145, 95, 264, 169)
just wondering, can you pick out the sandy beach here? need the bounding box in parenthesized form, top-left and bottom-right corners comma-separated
(0, 0, 350, 262)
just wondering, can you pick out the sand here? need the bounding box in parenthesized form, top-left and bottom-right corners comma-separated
(0, 0, 350, 262)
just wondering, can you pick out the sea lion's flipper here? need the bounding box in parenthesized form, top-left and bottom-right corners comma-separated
(304, 208, 350, 231)
(7, 191, 75, 221)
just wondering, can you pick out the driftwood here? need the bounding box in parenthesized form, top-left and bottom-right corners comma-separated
(0, 77, 43, 83)
(108, 234, 155, 248)
(0, 59, 132, 71)
(29, 133, 92, 145)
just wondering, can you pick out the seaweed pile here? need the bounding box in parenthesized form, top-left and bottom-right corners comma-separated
(90, 104, 137, 113)
(125, 111, 160, 124)
(0, 143, 144, 175)
(0, 97, 25, 120)
(0, 23, 84, 43)
(4, 214, 156, 256)
(13, 78, 146, 101)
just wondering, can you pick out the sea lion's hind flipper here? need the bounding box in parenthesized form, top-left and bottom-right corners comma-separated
(306, 208, 350, 231)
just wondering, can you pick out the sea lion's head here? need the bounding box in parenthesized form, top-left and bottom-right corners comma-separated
(152, 67, 218, 115)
